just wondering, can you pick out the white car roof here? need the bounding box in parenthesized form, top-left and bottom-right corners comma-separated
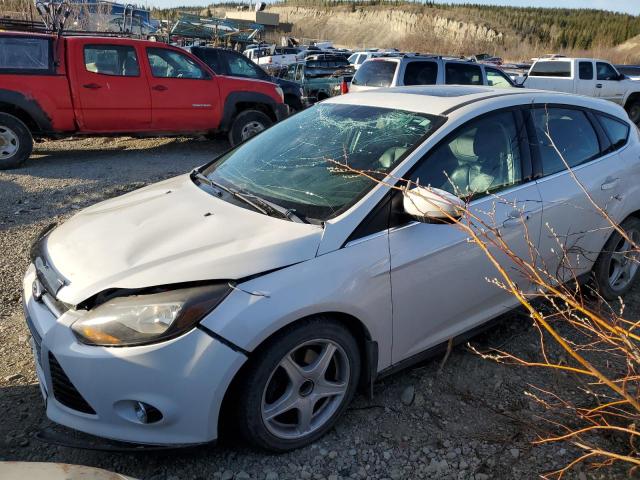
(325, 85, 628, 119)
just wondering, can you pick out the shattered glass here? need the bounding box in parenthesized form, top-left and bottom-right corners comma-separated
(204, 104, 442, 221)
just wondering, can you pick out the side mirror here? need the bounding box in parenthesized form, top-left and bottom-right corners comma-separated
(403, 186, 465, 222)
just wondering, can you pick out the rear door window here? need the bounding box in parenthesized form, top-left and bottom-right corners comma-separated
(0, 37, 51, 73)
(403, 61, 438, 86)
(529, 61, 572, 78)
(84, 45, 140, 76)
(597, 114, 630, 151)
(224, 52, 265, 79)
(351, 60, 397, 87)
(531, 107, 600, 176)
(579, 61, 594, 80)
(445, 63, 482, 85)
(147, 48, 208, 79)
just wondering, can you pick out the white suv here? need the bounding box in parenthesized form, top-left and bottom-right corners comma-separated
(24, 86, 640, 451)
(349, 55, 517, 92)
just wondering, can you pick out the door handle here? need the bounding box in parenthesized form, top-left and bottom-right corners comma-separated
(502, 211, 530, 228)
(601, 178, 619, 190)
(152, 85, 168, 91)
(596, 83, 603, 88)
(82, 83, 101, 89)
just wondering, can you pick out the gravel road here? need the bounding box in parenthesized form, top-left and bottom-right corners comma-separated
(0, 137, 630, 479)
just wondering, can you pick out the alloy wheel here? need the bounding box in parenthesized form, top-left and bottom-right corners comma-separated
(607, 228, 640, 291)
(261, 339, 350, 440)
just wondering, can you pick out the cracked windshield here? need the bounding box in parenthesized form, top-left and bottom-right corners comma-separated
(203, 104, 441, 222)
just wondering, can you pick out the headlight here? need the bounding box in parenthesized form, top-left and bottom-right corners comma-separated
(275, 86, 284, 102)
(71, 284, 230, 347)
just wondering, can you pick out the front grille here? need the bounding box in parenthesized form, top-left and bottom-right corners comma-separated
(48, 353, 96, 415)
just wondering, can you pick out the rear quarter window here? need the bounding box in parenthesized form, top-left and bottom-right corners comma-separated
(529, 61, 572, 78)
(351, 60, 397, 87)
(598, 114, 630, 151)
(0, 37, 51, 74)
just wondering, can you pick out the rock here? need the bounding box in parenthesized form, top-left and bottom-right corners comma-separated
(4, 374, 21, 382)
(401, 385, 415, 406)
(475, 474, 490, 480)
(509, 448, 520, 459)
(221, 471, 234, 480)
(328, 450, 337, 459)
(235, 472, 250, 480)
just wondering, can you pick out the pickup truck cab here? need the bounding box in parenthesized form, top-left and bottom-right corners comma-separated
(186, 46, 305, 112)
(523, 58, 640, 123)
(0, 32, 287, 169)
(349, 55, 517, 93)
(244, 46, 297, 69)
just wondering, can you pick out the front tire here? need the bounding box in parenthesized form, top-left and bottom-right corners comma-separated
(0, 113, 32, 170)
(228, 110, 272, 146)
(236, 317, 361, 451)
(592, 217, 640, 300)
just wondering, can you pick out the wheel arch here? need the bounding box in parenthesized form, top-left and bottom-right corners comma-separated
(0, 89, 52, 134)
(220, 91, 278, 131)
(216, 311, 376, 440)
(624, 92, 640, 111)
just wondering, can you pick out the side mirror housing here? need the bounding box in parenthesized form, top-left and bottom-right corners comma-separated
(403, 186, 465, 222)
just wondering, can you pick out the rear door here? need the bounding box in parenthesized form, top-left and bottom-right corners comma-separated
(444, 62, 483, 86)
(400, 60, 438, 86)
(576, 60, 596, 97)
(144, 46, 219, 132)
(73, 41, 151, 131)
(530, 105, 627, 281)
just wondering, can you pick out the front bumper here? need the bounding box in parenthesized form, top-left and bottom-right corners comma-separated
(22, 265, 247, 446)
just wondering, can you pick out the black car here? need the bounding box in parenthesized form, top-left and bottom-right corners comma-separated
(186, 46, 306, 112)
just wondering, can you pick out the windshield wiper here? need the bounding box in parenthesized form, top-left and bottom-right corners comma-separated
(191, 169, 308, 223)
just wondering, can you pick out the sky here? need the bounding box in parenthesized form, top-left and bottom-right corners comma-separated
(144, 0, 640, 15)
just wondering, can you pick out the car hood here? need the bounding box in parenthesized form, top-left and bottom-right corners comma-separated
(45, 175, 323, 305)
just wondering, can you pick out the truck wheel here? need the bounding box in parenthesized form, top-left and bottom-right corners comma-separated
(284, 95, 303, 114)
(228, 110, 272, 146)
(0, 113, 32, 170)
(627, 101, 640, 125)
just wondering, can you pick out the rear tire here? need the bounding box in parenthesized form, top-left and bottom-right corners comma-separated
(0, 113, 32, 170)
(626, 100, 640, 125)
(236, 317, 361, 452)
(228, 110, 272, 146)
(592, 217, 640, 300)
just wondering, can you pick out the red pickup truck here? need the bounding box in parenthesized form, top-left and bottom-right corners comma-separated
(0, 32, 288, 169)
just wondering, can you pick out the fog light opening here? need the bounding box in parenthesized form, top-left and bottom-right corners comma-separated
(133, 401, 163, 424)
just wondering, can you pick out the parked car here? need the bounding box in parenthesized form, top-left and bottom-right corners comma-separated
(616, 65, 640, 81)
(467, 53, 503, 66)
(0, 32, 287, 169)
(349, 55, 517, 92)
(186, 46, 305, 112)
(24, 86, 640, 451)
(523, 57, 640, 123)
(347, 51, 400, 70)
(282, 56, 354, 103)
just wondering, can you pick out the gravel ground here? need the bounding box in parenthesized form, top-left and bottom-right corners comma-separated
(0, 137, 633, 479)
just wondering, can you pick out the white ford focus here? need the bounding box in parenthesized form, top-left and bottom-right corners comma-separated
(23, 86, 640, 451)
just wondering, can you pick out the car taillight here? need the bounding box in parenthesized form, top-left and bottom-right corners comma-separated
(340, 80, 349, 95)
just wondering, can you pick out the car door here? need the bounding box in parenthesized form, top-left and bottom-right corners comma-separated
(530, 105, 627, 282)
(596, 62, 626, 104)
(73, 42, 151, 131)
(389, 108, 543, 362)
(144, 46, 219, 132)
(576, 60, 596, 97)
